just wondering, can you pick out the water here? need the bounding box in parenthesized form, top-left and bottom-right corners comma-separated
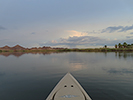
(0, 52, 133, 100)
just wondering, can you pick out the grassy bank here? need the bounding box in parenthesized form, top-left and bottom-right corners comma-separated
(0, 48, 133, 53)
(57, 48, 133, 52)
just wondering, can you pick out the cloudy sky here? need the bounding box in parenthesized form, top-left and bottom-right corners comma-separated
(0, 0, 133, 48)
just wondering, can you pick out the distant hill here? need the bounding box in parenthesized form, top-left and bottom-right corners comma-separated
(0, 45, 25, 50)
(0, 45, 54, 50)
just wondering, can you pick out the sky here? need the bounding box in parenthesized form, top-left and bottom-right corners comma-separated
(0, 0, 133, 48)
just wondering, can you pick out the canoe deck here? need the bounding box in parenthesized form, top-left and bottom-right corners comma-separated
(46, 73, 92, 100)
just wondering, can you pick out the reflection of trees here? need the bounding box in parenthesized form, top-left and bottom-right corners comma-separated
(115, 52, 133, 59)
(115, 52, 117, 58)
(104, 52, 107, 57)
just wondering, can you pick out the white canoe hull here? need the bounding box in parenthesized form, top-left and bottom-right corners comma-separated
(46, 73, 92, 100)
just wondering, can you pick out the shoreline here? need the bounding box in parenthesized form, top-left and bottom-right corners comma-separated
(0, 48, 133, 53)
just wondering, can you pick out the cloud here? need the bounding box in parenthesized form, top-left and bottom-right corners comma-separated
(31, 32, 36, 34)
(0, 26, 6, 30)
(130, 32, 133, 34)
(44, 36, 107, 47)
(120, 25, 133, 32)
(67, 30, 88, 37)
(43, 35, 133, 48)
(101, 25, 133, 33)
(83, 30, 100, 34)
(101, 26, 123, 33)
(126, 36, 133, 38)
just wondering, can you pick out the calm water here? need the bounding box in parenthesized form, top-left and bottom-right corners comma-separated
(0, 52, 133, 100)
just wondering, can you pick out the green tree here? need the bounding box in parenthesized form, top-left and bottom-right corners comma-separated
(123, 42, 127, 48)
(131, 44, 133, 48)
(127, 44, 131, 48)
(104, 45, 107, 48)
(115, 44, 117, 48)
(118, 43, 122, 48)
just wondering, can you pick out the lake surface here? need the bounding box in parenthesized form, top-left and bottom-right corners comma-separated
(0, 52, 133, 100)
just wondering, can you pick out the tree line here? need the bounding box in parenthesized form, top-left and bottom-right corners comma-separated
(115, 42, 133, 48)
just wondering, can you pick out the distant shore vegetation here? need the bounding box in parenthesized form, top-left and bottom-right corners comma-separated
(0, 42, 133, 53)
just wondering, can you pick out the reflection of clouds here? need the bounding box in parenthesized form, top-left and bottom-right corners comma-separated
(69, 63, 87, 71)
(68, 53, 88, 71)
(107, 68, 133, 75)
(0, 72, 5, 76)
(51, 57, 58, 63)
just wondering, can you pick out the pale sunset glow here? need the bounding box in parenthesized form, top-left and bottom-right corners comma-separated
(67, 30, 88, 37)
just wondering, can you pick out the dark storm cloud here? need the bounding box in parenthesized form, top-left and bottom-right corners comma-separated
(101, 25, 133, 33)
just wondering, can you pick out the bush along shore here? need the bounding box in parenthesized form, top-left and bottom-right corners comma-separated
(57, 48, 133, 52)
(0, 42, 133, 53)
(0, 48, 133, 53)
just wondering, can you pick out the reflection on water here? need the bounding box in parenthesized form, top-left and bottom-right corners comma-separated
(0, 72, 5, 76)
(115, 52, 133, 59)
(107, 68, 133, 75)
(0, 52, 133, 100)
(0, 52, 53, 57)
(0, 52, 133, 59)
(69, 62, 87, 71)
